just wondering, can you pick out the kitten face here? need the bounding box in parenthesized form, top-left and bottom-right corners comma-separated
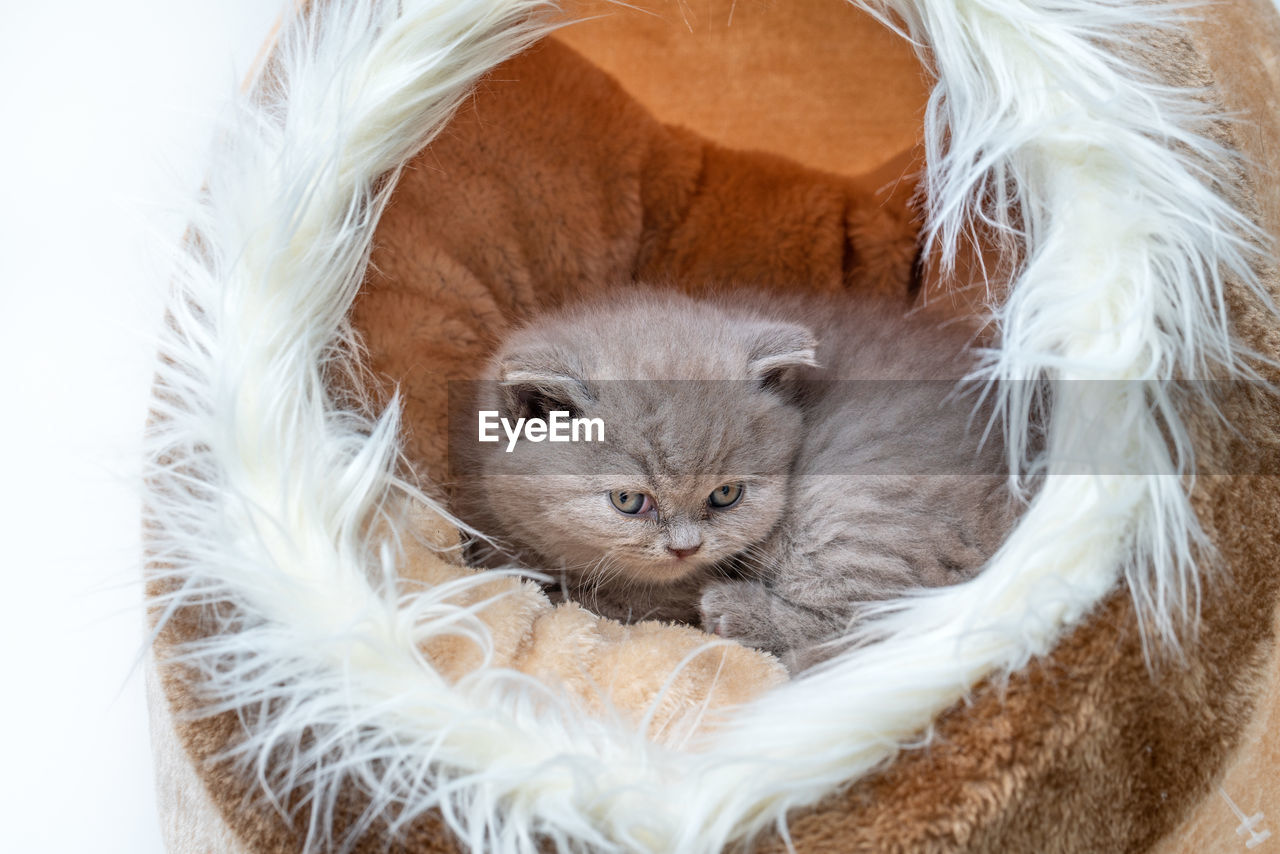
(468, 292, 814, 588)
(479, 396, 799, 584)
(484, 472, 789, 584)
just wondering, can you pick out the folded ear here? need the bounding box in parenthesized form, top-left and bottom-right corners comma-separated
(747, 321, 818, 390)
(496, 349, 590, 421)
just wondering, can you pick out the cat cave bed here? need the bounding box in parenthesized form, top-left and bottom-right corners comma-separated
(146, 0, 1280, 851)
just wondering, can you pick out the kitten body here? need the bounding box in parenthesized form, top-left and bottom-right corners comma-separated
(696, 296, 1016, 669)
(456, 289, 1016, 667)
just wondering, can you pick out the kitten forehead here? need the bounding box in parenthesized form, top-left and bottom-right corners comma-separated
(590, 378, 797, 476)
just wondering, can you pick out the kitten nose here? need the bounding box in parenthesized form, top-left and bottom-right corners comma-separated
(667, 544, 701, 559)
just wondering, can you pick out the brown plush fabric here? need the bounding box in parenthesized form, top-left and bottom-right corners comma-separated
(1151, 0, 1280, 847)
(150, 0, 1280, 851)
(555, 0, 929, 179)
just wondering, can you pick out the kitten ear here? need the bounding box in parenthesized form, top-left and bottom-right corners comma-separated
(497, 350, 589, 420)
(747, 322, 818, 390)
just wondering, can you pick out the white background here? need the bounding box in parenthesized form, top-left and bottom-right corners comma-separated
(1, 4, 283, 851)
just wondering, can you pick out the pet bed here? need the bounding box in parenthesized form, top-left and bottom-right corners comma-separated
(146, 0, 1280, 851)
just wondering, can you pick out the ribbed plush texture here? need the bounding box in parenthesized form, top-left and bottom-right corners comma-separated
(146, 0, 1270, 851)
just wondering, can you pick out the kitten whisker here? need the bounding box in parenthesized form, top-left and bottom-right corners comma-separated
(732, 544, 784, 580)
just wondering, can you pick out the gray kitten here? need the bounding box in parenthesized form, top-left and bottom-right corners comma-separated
(455, 290, 1017, 669)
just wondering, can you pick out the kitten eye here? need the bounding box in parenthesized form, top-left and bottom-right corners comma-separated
(707, 483, 744, 509)
(609, 489, 653, 516)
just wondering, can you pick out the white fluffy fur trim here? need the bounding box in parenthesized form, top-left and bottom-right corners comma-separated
(146, 0, 1267, 851)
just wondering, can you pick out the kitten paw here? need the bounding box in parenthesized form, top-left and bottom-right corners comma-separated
(699, 581, 782, 654)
